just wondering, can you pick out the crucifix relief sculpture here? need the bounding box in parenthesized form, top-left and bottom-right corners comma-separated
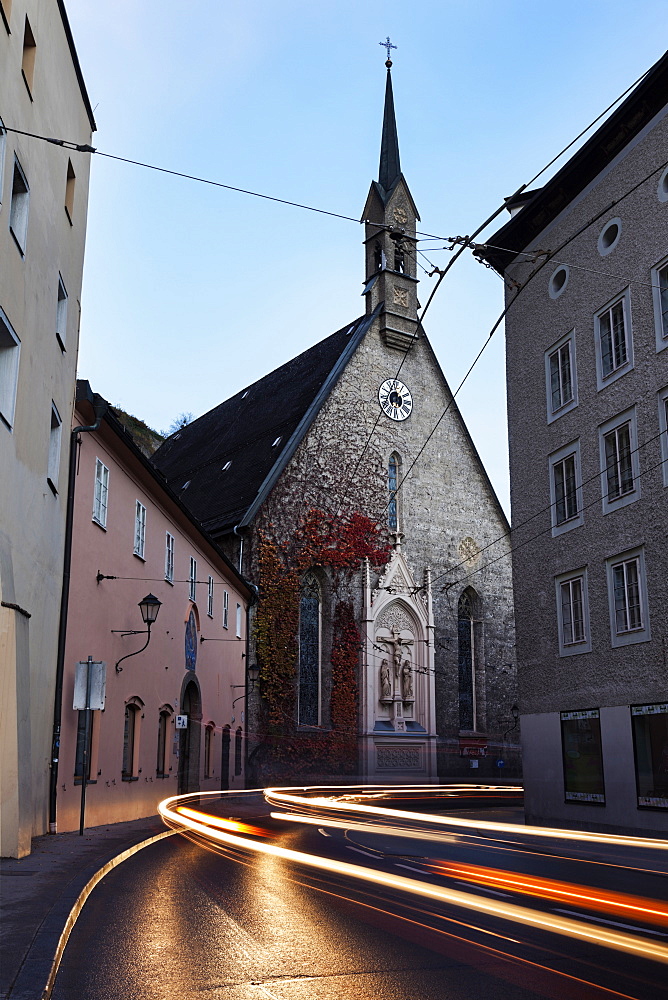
(377, 628, 413, 709)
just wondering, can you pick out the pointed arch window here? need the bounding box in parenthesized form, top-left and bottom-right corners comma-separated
(458, 589, 480, 732)
(298, 572, 321, 726)
(388, 453, 400, 531)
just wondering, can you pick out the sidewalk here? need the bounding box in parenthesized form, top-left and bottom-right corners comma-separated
(0, 815, 168, 1000)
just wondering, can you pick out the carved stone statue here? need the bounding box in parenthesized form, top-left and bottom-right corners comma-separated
(393, 647, 403, 679)
(380, 659, 391, 700)
(401, 660, 414, 701)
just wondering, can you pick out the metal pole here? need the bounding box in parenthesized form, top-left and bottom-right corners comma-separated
(79, 655, 93, 836)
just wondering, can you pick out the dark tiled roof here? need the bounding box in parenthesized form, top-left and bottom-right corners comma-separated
(152, 310, 380, 535)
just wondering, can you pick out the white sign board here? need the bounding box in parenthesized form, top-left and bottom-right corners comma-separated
(175, 714, 188, 729)
(73, 661, 106, 710)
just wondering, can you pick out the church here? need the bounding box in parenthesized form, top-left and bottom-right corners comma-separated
(153, 60, 517, 785)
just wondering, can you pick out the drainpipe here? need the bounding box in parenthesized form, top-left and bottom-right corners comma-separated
(49, 389, 108, 833)
(232, 524, 245, 573)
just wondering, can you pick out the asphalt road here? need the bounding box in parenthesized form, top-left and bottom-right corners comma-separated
(51, 793, 668, 1000)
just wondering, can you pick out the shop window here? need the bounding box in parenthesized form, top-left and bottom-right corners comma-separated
(560, 709, 605, 804)
(631, 704, 668, 809)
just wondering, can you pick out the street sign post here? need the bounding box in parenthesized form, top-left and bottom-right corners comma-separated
(73, 658, 106, 836)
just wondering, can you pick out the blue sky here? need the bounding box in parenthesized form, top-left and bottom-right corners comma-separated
(65, 1, 667, 512)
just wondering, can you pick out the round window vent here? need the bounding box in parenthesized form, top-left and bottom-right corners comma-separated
(658, 167, 668, 203)
(597, 218, 622, 256)
(548, 265, 569, 299)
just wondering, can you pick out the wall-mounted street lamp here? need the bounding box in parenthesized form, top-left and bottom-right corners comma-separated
(113, 593, 162, 673)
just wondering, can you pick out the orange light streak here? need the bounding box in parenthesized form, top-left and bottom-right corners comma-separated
(175, 805, 270, 839)
(159, 792, 668, 966)
(427, 861, 668, 928)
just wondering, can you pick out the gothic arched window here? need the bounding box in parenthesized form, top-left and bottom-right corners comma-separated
(388, 453, 400, 531)
(298, 573, 321, 726)
(458, 588, 479, 731)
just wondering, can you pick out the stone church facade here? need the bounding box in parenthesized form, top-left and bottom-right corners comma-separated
(153, 63, 517, 784)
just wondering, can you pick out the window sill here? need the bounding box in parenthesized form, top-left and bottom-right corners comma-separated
(55, 331, 66, 352)
(121, 775, 139, 782)
(133, 552, 146, 562)
(165, 577, 174, 586)
(155, 773, 171, 779)
(64, 205, 73, 227)
(92, 516, 107, 531)
(47, 477, 58, 496)
(602, 489, 639, 515)
(74, 778, 97, 786)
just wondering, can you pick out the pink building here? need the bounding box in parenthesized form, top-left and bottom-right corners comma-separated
(55, 382, 253, 833)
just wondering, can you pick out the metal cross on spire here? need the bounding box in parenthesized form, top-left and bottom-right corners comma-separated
(379, 36, 397, 63)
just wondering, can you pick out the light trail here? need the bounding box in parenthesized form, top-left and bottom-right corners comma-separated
(159, 790, 668, 968)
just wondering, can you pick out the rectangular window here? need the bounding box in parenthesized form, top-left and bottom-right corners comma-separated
(223, 589, 229, 628)
(599, 408, 639, 514)
(555, 570, 590, 656)
(604, 422, 633, 499)
(93, 458, 109, 528)
(549, 342, 572, 410)
(659, 388, 668, 488)
(133, 501, 146, 558)
(47, 401, 62, 492)
(560, 709, 605, 804)
(189, 557, 197, 601)
(595, 291, 632, 388)
(9, 156, 29, 254)
(0, 306, 21, 429)
(207, 576, 214, 617)
(606, 548, 651, 647)
(204, 725, 214, 778)
(64, 159, 75, 224)
(236, 603, 242, 638)
(652, 258, 668, 352)
(56, 275, 68, 349)
(548, 441, 582, 535)
(631, 703, 668, 809)
(156, 710, 170, 777)
(21, 16, 36, 96)
(122, 704, 139, 779)
(165, 532, 175, 583)
(545, 331, 578, 422)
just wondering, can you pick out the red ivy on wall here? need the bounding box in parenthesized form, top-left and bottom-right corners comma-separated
(253, 509, 390, 775)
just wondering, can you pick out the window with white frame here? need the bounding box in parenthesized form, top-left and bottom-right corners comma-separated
(9, 156, 29, 254)
(93, 458, 109, 528)
(606, 548, 650, 647)
(595, 290, 632, 389)
(47, 402, 61, 492)
(236, 603, 242, 638)
(545, 332, 577, 421)
(207, 576, 214, 617)
(555, 570, 591, 656)
(659, 387, 668, 488)
(0, 306, 20, 429)
(56, 275, 67, 349)
(652, 257, 668, 352)
(189, 557, 197, 601)
(223, 589, 229, 628)
(599, 408, 639, 513)
(133, 501, 146, 558)
(548, 440, 582, 535)
(165, 532, 174, 583)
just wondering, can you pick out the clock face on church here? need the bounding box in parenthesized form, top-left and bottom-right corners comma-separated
(378, 379, 413, 421)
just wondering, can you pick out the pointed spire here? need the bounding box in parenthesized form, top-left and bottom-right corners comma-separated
(378, 63, 400, 194)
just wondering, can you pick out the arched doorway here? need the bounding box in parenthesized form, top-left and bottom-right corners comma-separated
(178, 677, 202, 794)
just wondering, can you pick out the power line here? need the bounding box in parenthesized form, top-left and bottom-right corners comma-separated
(428, 427, 666, 592)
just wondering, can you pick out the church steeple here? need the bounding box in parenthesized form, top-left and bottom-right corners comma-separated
(362, 52, 420, 352)
(378, 64, 401, 196)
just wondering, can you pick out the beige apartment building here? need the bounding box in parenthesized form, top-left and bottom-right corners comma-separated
(0, 0, 95, 856)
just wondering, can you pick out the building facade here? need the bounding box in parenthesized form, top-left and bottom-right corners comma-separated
(55, 384, 253, 833)
(480, 50, 668, 834)
(154, 64, 518, 786)
(0, 0, 95, 856)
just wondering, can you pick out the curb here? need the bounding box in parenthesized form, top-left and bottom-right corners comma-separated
(39, 828, 176, 1000)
